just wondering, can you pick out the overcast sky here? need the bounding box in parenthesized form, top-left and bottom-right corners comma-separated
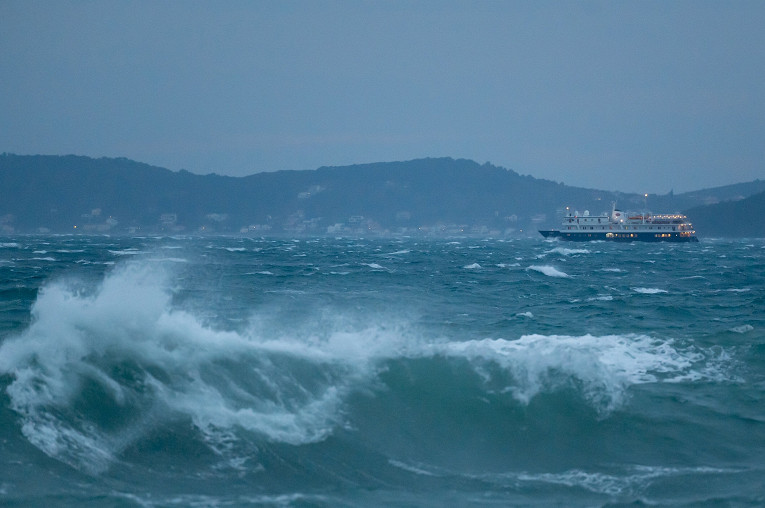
(2, 1, 763, 193)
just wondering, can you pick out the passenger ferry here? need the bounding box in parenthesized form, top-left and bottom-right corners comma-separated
(539, 204, 699, 242)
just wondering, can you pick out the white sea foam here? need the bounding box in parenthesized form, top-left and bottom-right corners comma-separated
(547, 247, 590, 256)
(108, 249, 140, 256)
(0, 258, 735, 474)
(729, 324, 754, 333)
(601, 268, 624, 272)
(389, 459, 439, 477)
(464, 263, 481, 269)
(516, 312, 534, 318)
(513, 465, 733, 496)
(527, 265, 570, 278)
(496, 263, 520, 268)
(0, 261, 401, 471)
(632, 287, 668, 294)
(76, 259, 116, 265)
(432, 333, 709, 412)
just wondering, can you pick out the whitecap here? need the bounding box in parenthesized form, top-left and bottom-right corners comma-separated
(632, 287, 668, 294)
(464, 263, 481, 269)
(432, 333, 715, 412)
(729, 324, 753, 333)
(547, 247, 590, 256)
(0, 261, 403, 472)
(527, 265, 570, 278)
(146, 257, 188, 263)
(108, 249, 140, 256)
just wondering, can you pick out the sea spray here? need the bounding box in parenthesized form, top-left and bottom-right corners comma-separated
(0, 236, 762, 507)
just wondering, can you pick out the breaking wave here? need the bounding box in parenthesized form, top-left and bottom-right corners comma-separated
(527, 265, 570, 278)
(0, 259, 736, 476)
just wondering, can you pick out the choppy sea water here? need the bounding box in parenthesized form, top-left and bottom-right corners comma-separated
(0, 236, 763, 507)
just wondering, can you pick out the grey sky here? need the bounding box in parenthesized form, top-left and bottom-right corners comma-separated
(2, 1, 763, 194)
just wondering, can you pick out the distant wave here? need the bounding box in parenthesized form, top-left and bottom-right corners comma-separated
(546, 247, 590, 256)
(527, 265, 570, 278)
(632, 287, 668, 294)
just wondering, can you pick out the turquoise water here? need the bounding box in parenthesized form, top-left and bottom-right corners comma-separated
(1, 236, 763, 507)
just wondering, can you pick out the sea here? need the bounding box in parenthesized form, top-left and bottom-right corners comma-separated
(0, 235, 763, 507)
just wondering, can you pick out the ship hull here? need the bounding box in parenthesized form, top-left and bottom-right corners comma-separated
(539, 230, 699, 242)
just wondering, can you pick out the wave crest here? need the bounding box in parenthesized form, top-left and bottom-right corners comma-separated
(0, 262, 389, 471)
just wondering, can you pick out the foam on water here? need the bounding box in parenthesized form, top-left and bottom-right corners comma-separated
(431, 334, 712, 411)
(527, 265, 570, 278)
(633, 287, 668, 294)
(546, 247, 591, 256)
(0, 249, 746, 485)
(512, 465, 735, 496)
(0, 261, 401, 471)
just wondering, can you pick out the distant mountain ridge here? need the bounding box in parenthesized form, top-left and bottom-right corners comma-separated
(1, 153, 763, 237)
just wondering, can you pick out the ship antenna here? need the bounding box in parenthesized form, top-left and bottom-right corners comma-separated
(643, 193, 648, 223)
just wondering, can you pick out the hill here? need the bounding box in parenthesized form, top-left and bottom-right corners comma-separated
(1, 154, 763, 236)
(685, 190, 765, 238)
